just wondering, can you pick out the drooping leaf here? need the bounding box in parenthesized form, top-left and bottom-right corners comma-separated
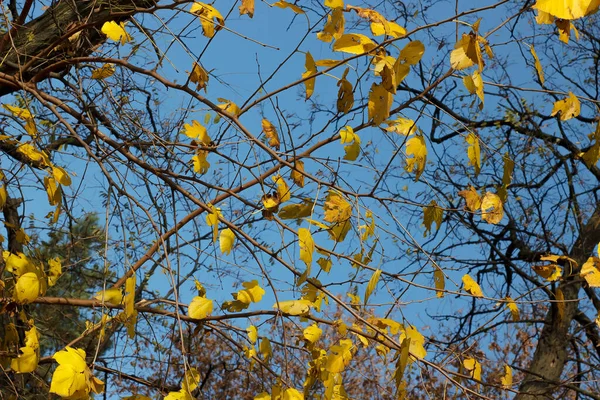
(458, 186, 482, 212)
(190, 62, 209, 91)
(501, 365, 513, 388)
(399, 325, 427, 360)
(91, 64, 116, 80)
(190, 2, 225, 38)
(462, 274, 484, 297)
(465, 133, 481, 175)
(463, 71, 484, 109)
(368, 83, 392, 126)
(192, 150, 210, 174)
(260, 338, 272, 362)
(302, 52, 317, 99)
(94, 288, 123, 305)
(364, 269, 382, 305)
(205, 203, 222, 243)
(337, 68, 354, 114)
(50, 347, 104, 398)
(239, 0, 255, 17)
(530, 45, 545, 84)
(273, 299, 313, 315)
(303, 323, 323, 343)
(298, 228, 315, 267)
(463, 357, 482, 382)
(385, 117, 416, 135)
(262, 119, 280, 149)
(505, 297, 520, 321)
(188, 296, 213, 319)
(325, 339, 353, 373)
(247, 325, 258, 344)
(317, 9, 344, 43)
(323, 191, 352, 223)
(14, 272, 41, 304)
(405, 135, 427, 180)
(339, 125, 361, 161)
(220, 228, 235, 255)
(217, 98, 241, 117)
(434, 266, 445, 298)
(273, 175, 291, 203)
(423, 200, 443, 236)
(101, 21, 131, 44)
(290, 161, 305, 187)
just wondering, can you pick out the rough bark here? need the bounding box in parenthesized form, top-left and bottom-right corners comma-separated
(516, 206, 600, 399)
(0, 0, 156, 97)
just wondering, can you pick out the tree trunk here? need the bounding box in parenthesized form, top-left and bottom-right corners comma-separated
(0, 0, 156, 97)
(516, 206, 600, 399)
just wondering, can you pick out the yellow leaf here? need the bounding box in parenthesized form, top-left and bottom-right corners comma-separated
(325, 0, 343, 8)
(290, 161, 305, 187)
(278, 200, 313, 219)
(239, 0, 254, 17)
(434, 266, 445, 298)
(124, 275, 137, 338)
(317, 9, 344, 43)
(371, 20, 406, 38)
(458, 185, 481, 212)
(326, 339, 353, 373)
(463, 357, 482, 382)
(217, 98, 241, 117)
(532, 263, 563, 281)
(340, 125, 360, 161)
(52, 166, 72, 186)
(260, 338, 272, 362)
(190, 62, 209, 91)
(399, 325, 427, 360)
(11, 326, 39, 373)
(450, 33, 484, 71)
(247, 325, 258, 344)
(385, 117, 416, 135)
(273, 175, 291, 203)
(581, 257, 600, 287)
(91, 63, 116, 80)
(462, 274, 484, 297)
(182, 368, 200, 393)
(333, 34, 376, 55)
(189, 296, 213, 319)
(190, 2, 225, 38)
(220, 228, 235, 255)
(556, 19, 579, 44)
(14, 272, 40, 304)
(94, 288, 123, 305)
(505, 297, 520, 321)
(206, 203, 222, 243)
(536, 10, 556, 23)
(364, 269, 382, 305)
(551, 91, 580, 121)
(4, 104, 32, 120)
(273, 1, 304, 14)
(273, 299, 313, 315)
(44, 176, 62, 206)
(262, 119, 280, 149)
(192, 150, 210, 174)
(465, 133, 481, 175)
(17, 143, 49, 166)
(0, 185, 6, 209)
(254, 393, 271, 400)
(283, 388, 304, 400)
(368, 83, 392, 126)
(405, 135, 427, 181)
(323, 191, 352, 223)
(481, 192, 503, 224)
(400, 41, 425, 65)
(50, 347, 103, 398)
(303, 323, 323, 343)
(533, 0, 600, 20)
(183, 120, 211, 144)
(463, 71, 484, 109)
(236, 280, 266, 304)
(501, 365, 513, 388)
(101, 21, 131, 44)
(298, 228, 314, 267)
(3, 251, 31, 276)
(337, 68, 354, 114)
(423, 200, 443, 236)
(302, 52, 317, 99)
(530, 45, 544, 84)
(317, 257, 332, 272)
(47, 257, 62, 287)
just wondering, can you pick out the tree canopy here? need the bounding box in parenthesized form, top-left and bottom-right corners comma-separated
(2, 0, 600, 399)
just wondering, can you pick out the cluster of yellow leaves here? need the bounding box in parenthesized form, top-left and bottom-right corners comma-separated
(101, 21, 131, 44)
(450, 27, 493, 71)
(44, 164, 72, 222)
(49, 347, 104, 399)
(165, 368, 201, 400)
(4, 251, 55, 304)
(533, 0, 600, 20)
(347, 5, 406, 38)
(222, 280, 266, 312)
(321, 190, 352, 242)
(339, 126, 360, 161)
(9, 325, 39, 373)
(458, 187, 504, 224)
(183, 120, 212, 175)
(4, 104, 37, 137)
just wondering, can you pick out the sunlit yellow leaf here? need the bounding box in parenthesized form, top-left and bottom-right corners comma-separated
(239, 0, 255, 17)
(368, 83, 392, 126)
(434, 266, 445, 298)
(14, 272, 40, 304)
(17, 143, 49, 166)
(50, 347, 104, 398)
(272, 175, 291, 203)
(246, 325, 258, 344)
(101, 21, 131, 44)
(290, 161, 305, 187)
(323, 191, 352, 223)
(298, 228, 315, 267)
(530, 45, 544, 84)
(303, 323, 323, 343)
(283, 388, 304, 400)
(52, 166, 72, 186)
(385, 117, 416, 135)
(533, 0, 600, 20)
(463, 357, 482, 382)
(405, 135, 427, 181)
(273, 299, 313, 315)
(551, 91, 580, 121)
(94, 288, 123, 305)
(183, 120, 211, 144)
(450, 33, 485, 71)
(302, 52, 317, 99)
(481, 192, 503, 224)
(10, 326, 39, 373)
(217, 98, 241, 117)
(501, 365, 513, 388)
(4, 104, 32, 120)
(463, 71, 484, 109)
(337, 68, 354, 114)
(236, 280, 266, 304)
(399, 325, 427, 360)
(333, 34, 376, 55)
(260, 338, 272, 362)
(326, 339, 353, 373)
(123, 275, 137, 339)
(47, 257, 62, 287)
(556, 19, 579, 43)
(192, 150, 210, 174)
(182, 368, 200, 393)
(325, 0, 343, 8)
(505, 297, 520, 321)
(189, 296, 213, 319)
(206, 203, 222, 243)
(262, 119, 280, 149)
(371, 20, 406, 37)
(317, 9, 344, 43)
(190, 2, 225, 37)
(532, 263, 563, 281)
(462, 274, 484, 297)
(400, 41, 425, 65)
(340, 125, 360, 161)
(254, 393, 271, 400)
(273, 1, 304, 14)
(581, 257, 600, 287)
(190, 62, 209, 91)
(458, 185, 481, 212)
(465, 133, 481, 175)
(364, 269, 381, 305)
(220, 228, 235, 255)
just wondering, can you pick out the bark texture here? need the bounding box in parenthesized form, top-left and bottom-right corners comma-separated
(0, 0, 155, 96)
(516, 206, 600, 399)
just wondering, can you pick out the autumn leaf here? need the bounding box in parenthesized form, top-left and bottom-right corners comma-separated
(260, 338, 272, 362)
(303, 324, 323, 343)
(101, 21, 131, 44)
(364, 269, 382, 304)
(190, 62, 209, 91)
(273, 299, 313, 315)
(434, 266, 445, 298)
(272, 1, 304, 14)
(190, 2, 225, 38)
(278, 200, 313, 219)
(11, 326, 39, 373)
(262, 119, 280, 149)
(458, 185, 482, 212)
(298, 228, 314, 267)
(368, 83, 392, 126)
(386, 117, 416, 135)
(94, 288, 123, 305)
(501, 365, 513, 388)
(530, 45, 545, 84)
(463, 357, 482, 382)
(465, 133, 481, 175)
(333, 34, 376, 55)
(399, 325, 427, 360)
(323, 191, 352, 223)
(14, 272, 41, 304)
(337, 68, 354, 114)
(302, 52, 317, 99)
(462, 274, 484, 297)
(581, 257, 600, 287)
(326, 339, 353, 373)
(481, 192, 503, 224)
(217, 98, 241, 117)
(247, 325, 258, 344)
(340, 125, 361, 161)
(239, 0, 254, 17)
(220, 228, 235, 255)
(206, 203, 222, 243)
(272, 175, 291, 203)
(505, 297, 520, 321)
(317, 9, 344, 42)
(532, 263, 563, 281)
(50, 347, 104, 398)
(47, 257, 62, 287)
(405, 135, 427, 181)
(450, 33, 481, 70)
(533, 0, 600, 20)
(192, 150, 210, 174)
(189, 296, 213, 319)
(290, 161, 305, 187)
(423, 200, 443, 236)
(551, 91, 580, 121)
(463, 71, 484, 109)
(399, 41, 425, 65)
(91, 63, 116, 80)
